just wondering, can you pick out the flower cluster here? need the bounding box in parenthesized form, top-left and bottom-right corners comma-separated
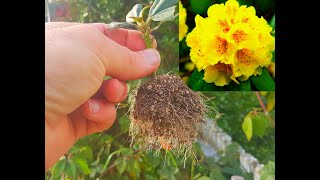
(186, 0, 275, 86)
(179, 1, 188, 41)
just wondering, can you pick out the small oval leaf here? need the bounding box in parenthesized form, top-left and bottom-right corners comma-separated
(126, 4, 143, 23)
(149, 0, 178, 17)
(108, 22, 135, 30)
(150, 6, 176, 21)
(242, 112, 253, 141)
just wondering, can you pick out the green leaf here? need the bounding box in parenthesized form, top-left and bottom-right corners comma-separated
(115, 158, 126, 175)
(126, 4, 143, 23)
(51, 157, 67, 179)
(242, 111, 253, 141)
(254, 0, 274, 13)
(209, 169, 226, 180)
(120, 148, 132, 156)
(150, 6, 176, 21)
(190, 0, 213, 15)
(64, 161, 77, 180)
(251, 112, 270, 138)
(108, 22, 135, 30)
(188, 70, 205, 90)
(266, 92, 275, 112)
(242, 111, 272, 141)
(260, 161, 275, 180)
(119, 116, 130, 133)
(269, 14, 275, 30)
(227, 80, 251, 91)
(71, 156, 90, 175)
(250, 68, 275, 91)
(197, 176, 212, 180)
(76, 146, 93, 160)
(149, 0, 178, 21)
(102, 149, 125, 171)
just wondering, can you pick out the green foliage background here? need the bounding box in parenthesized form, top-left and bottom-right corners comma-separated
(46, 0, 274, 179)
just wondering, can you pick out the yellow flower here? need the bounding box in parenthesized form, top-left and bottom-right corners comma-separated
(186, 0, 275, 86)
(203, 62, 235, 86)
(179, 1, 188, 41)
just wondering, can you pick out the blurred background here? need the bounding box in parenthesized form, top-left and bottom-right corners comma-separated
(45, 0, 275, 179)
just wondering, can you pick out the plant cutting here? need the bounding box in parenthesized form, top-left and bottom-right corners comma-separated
(108, 0, 208, 163)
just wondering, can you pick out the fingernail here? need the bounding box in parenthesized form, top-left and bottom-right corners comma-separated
(141, 49, 160, 66)
(89, 100, 100, 113)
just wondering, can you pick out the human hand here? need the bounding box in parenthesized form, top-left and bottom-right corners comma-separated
(45, 22, 160, 170)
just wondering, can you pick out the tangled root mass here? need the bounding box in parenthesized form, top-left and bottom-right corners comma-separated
(130, 74, 207, 153)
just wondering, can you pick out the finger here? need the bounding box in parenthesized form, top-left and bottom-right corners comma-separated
(80, 99, 116, 134)
(45, 22, 81, 30)
(90, 78, 127, 101)
(101, 78, 128, 103)
(90, 23, 157, 51)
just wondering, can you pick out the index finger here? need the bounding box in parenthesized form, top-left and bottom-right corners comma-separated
(90, 23, 157, 51)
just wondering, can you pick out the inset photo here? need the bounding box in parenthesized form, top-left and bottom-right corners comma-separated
(179, 0, 275, 91)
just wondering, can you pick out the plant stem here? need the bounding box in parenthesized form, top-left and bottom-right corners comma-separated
(141, 29, 156, 78)
(255, 92, 267, 113)
(143, 33, 152, 49)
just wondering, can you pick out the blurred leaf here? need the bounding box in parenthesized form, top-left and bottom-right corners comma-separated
(251, 112, 270, 138)
(237, 0, 253, 6)
(190, 0, 214, 14)
(227, 80, 251, 91)
(77, 146, 93, 160)
(242, 111, 271, 141)
(119, 116, 130, 133)
(250, 68, 275, 91)
(102, 149, 125, 171)
(149, 0, 178, 20)
(157, 165, 177, 179)
(126, 4, 143, 23)
(150, 6, 177, 21)
(197, 176, 212, 180)
(134, 159, 141, 177)
(188, 70, 206, 90)
(71, 156, 91, 175)
(115, 158, 126, 175)
(254, 0, 274, 14)
(209, 169, 226, 180)
(266, 92, 275, 112)
(51, 157, 66, 179)
(108, 22, 135, 30)
(271, 50, 275, 62)
(64, 161, 77, 180)
(269, 14, 275, 30)
(120, 148, 132, 156)
(260, 161, 275, 180)
(242, 112, 253, 141)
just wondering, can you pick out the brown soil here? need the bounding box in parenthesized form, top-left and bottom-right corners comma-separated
(129, 74, 207, 153)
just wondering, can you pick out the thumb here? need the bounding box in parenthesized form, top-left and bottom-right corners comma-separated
(102, 46, 161, 80)
(62, 24, 161, 80)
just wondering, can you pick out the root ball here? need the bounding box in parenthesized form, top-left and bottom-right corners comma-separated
(129, 74, 207, 152)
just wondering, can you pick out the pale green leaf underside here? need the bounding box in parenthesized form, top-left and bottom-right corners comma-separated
(108, 22, 135, 30)
(149, 0, 178, 16)
(150, 6, 176, 21)
(126, 4, 143, 23)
